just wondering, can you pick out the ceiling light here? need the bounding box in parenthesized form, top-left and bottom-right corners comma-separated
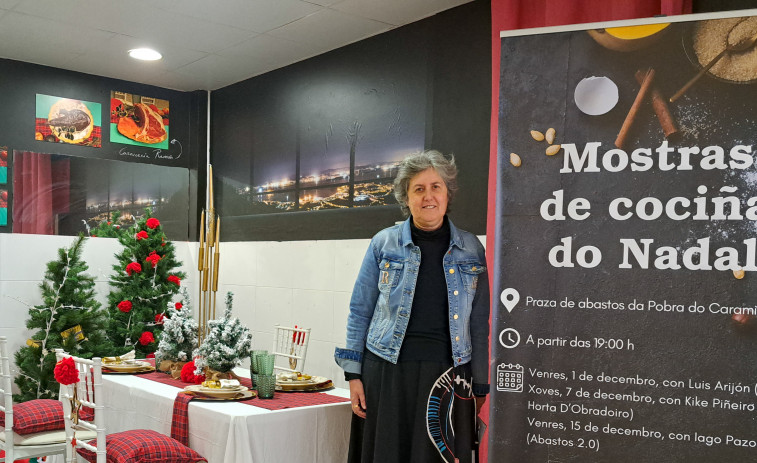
(128, 48, 162, 61)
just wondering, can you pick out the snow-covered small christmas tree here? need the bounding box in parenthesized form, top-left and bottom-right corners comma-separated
(194, 292, 252, 376)
(155, 288, 198, 378)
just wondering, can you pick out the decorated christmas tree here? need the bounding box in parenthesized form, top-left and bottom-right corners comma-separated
(194, 292, 252, 375)
(13, 235, 108, 401)
(155, 287, 198, 376)
(88, 210, 126, 238)
(105, 209, 186, 358)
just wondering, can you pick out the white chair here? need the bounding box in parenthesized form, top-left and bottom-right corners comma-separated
(272, 325, 311, 374)
(55, 349, 206, 463)
(0, 336, 67, 462)
(54, 348, 106, 463)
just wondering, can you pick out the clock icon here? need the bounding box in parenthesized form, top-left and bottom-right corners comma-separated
(499, 328, 520, 349)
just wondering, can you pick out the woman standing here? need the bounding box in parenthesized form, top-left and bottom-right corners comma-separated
(335, 150, 490, 462)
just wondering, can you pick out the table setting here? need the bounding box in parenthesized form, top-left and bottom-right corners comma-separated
(101, 350, 155, 374)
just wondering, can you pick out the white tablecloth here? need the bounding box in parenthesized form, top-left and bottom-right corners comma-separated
(52, 370, 352, 463)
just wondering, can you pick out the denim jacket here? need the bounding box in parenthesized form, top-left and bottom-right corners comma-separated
(334, 217, 490, 395)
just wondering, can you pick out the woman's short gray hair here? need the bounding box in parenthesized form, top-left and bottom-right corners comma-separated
(393, 150, 458, 217)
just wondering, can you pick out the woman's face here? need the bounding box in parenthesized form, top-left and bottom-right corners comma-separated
(407, 167, 448, 231)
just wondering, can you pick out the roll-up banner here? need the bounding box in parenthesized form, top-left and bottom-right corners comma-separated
(492, 10, 757, 461)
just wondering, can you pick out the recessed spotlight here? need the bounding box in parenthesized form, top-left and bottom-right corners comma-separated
(128, 48, 162, 61)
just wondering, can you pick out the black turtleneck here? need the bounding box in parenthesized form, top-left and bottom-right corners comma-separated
(398, 216, 452, 363)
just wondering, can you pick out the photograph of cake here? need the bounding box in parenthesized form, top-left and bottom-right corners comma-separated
(35, 94, 101, 148)
(110, 90, 169, 149)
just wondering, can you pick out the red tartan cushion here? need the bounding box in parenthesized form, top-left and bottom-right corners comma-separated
(77, 429, 206, 463)
(0, 399, 64, 435)
(80, 405, 95, 421)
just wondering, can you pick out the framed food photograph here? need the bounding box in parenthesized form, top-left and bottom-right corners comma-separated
(35, 94, 101, 147)
(0, 188, 7, 226)
(110, 91, 169, 149)
(0, 146, 7, 184)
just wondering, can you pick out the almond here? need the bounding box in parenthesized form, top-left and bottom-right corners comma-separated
(530, 130, 545, 141)
(546, 144, 561, 156)
(733, 268, 745, 279)
(510, 152, 522, 167)
(545, 128, 556, 144)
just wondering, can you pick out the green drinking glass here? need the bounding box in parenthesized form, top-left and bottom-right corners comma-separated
(257, 374, 276, 399)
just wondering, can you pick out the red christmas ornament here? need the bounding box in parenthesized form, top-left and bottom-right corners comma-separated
(126, 262, 142, 275)
(146, 353, 155, 359)
(180, 360, 205, 384)
(167, 275, 181, 286)
(175, 302, 183, 310)
(117, 300, 133, 313)
(146, 218, 160, 229)
(155, 313, 165, 325)
(145, 251, 161, 268)
(54, 357, 80, 385)
(138, 331, 155, 346)
(136, 230, 149, 240)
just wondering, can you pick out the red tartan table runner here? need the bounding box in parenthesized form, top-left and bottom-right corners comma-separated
(131, 361, 349, 411)
(171, 392, 194, 446)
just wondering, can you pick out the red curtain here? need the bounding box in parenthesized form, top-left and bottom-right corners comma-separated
(494, 0, 692, 30)
(12, 151, 70, 234)
(483, 1, 692, 460)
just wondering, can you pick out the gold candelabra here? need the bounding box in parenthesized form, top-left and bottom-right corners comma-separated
(198, 165, 220, 345)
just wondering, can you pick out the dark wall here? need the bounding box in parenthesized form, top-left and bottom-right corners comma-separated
(0, 59, 206, 239)
(211, 1, 491, 241)
(0, 59, 200, 167)
(694, 0, 757, 13)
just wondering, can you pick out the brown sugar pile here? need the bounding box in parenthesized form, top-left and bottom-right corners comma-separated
(693, 16, 757, 82)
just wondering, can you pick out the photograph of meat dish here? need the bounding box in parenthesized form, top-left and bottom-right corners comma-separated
(110, 91, 169, 149)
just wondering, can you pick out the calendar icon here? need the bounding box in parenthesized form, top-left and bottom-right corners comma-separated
(496, 363, 523, 392)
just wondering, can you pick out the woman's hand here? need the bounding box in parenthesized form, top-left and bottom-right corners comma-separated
(349, 379, 367, 419)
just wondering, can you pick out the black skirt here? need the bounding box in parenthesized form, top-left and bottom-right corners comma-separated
(349, 350, 476, 463)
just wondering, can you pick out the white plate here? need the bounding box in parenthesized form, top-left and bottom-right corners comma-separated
(184, 385, 248, 398)
(103, 361, 152, 372)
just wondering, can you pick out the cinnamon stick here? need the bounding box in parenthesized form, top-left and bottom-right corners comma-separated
(615, 68, 655, 150)
(634, 70, 678, 140)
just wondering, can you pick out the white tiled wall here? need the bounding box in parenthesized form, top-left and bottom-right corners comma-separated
(216, 238, 370, 389)
(1, 233, 486, 392)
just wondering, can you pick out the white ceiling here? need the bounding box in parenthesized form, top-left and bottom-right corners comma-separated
(0, 0, 473, 91)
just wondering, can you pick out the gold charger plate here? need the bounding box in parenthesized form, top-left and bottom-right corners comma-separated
(181, 389, 256, 401)
(184, 385, 249, 399)
(103, 361, 154, 374)
(276, 376, 334, 392)
(102, 366, 155, 374)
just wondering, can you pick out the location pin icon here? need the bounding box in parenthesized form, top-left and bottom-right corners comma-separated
(501, 288, 520, 313)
